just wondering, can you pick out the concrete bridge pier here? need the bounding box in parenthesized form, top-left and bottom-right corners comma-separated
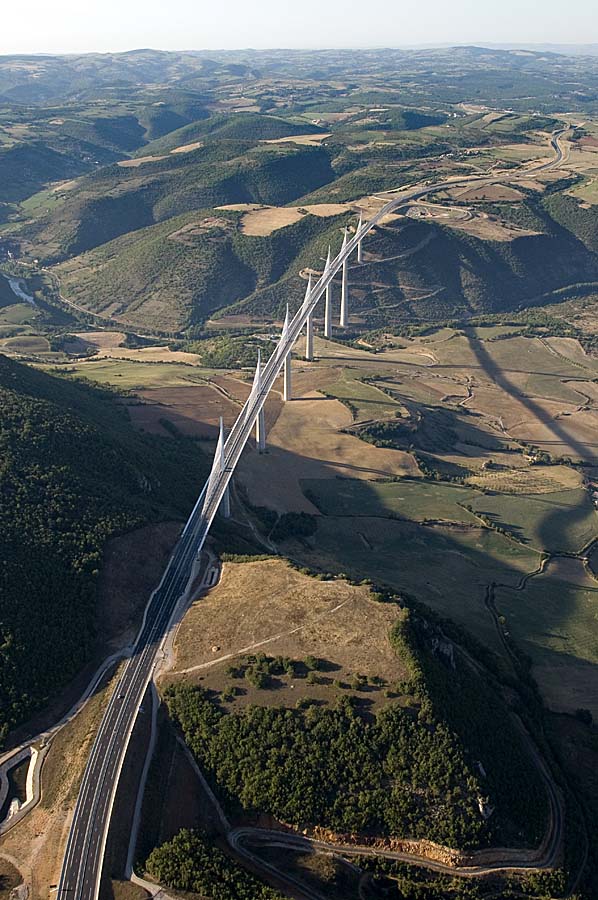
(324, 284, 332, 339)
(256, 408, 266, 452)
(283, 351, 292, 401)
(356, 212, 364, 263)
(323, 246, 332, 339)
(340, 229, 349, 328)
(251, 350, 267, 452)
(217, 417, 231, 517)
(305, 312, 314, 361)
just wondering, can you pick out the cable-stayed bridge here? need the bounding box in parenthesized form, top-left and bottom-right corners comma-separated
(57, 133, 568, 899)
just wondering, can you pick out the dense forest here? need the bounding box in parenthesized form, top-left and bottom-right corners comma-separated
(165, 613, 547, 850)
(0, 354, 207, 744)
(146, 829, 283, 900)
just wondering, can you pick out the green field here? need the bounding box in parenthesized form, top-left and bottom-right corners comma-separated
(495, 564, 598, 718)
(470, 488, 597, 553)
(1, 335, 51, 355)
(568, 175, 598, 207)
(495, 570, 598, 672)
(41, 358, 212, 389)
(324, 371, 400, 421)
(0, 303, 39, 326)
(302, 477, 481, 524)
(300, 515, 541, 655)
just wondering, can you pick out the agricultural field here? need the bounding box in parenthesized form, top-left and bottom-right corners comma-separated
(495, 560, 598, 717)
(469, 488, 597, 553)
(302, 477, 481, 524)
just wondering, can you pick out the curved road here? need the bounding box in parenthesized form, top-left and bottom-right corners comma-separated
(57, 128, 569, 899)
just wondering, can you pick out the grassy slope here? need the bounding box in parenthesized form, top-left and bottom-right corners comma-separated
(51, 189, 598, 334)
(19, 121, 335, 263)
(56, 209, 351, 331)
(0, 354, 207, 744)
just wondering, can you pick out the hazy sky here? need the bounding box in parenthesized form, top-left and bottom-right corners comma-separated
(3, 0, 598, 55)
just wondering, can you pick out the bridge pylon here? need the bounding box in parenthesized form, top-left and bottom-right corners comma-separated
(218, 416, 231, 517)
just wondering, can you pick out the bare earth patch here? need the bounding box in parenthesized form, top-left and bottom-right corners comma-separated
(126, 377, 278, 441)
(98, 522, 182, 649)
(170, 141, 204, 154)
(117, 155, 167, 167)
(262, 133, 332, 146)
(127, 384, 244, 437)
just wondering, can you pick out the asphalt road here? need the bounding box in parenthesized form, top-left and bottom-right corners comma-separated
(57, 128, 568, 899)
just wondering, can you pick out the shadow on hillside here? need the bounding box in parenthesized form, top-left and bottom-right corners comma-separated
(231, 425, 598, 725)
(464, 333, 598, 463)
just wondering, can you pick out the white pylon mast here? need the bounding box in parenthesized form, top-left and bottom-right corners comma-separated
(218, 416, 231, 517)
(357, 212, 364, 263)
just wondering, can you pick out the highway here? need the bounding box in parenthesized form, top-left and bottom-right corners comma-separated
(57, 127, 569, 899)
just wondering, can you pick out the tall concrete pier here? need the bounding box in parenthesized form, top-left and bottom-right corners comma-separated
(357, 212, 364, 263)
(218, 417, 231, 517)
(304, 274, 314, 361)
(340, 229, 349, 328)
(253, 351, 267, 451)
(280, 305, 292, 402)
(324, 246, 332, 339)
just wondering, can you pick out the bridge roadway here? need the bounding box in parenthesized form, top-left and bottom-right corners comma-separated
(58, 129, 567, 898)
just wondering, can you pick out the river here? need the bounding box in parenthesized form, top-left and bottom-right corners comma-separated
(1, 273, 37, 308)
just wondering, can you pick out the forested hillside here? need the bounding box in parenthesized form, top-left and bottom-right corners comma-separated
(18, 121, 335, 262)
(165, 614, 547, 850)
(56, 209, 352, 331)
(0, 355, 207, 744)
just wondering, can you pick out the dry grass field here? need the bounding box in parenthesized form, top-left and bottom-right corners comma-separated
(262, 133, 332, 146)
(217, 201, 349, 235)
(237, 389, 418, 512)
(167, 558, 408, 710)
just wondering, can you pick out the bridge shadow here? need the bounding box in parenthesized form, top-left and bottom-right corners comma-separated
(235, 428, 598, 717)
(227, 437, 598, 857)
(463, 333, 598, 463)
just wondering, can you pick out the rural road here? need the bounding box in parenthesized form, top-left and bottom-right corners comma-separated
(57, 126, 570, 900)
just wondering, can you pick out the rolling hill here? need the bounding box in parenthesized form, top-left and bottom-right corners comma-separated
(18, 127, 335, 262)
(0, 354, 207, 744)
(51, 193, 598, 333)
(55, 209, 351, 331)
